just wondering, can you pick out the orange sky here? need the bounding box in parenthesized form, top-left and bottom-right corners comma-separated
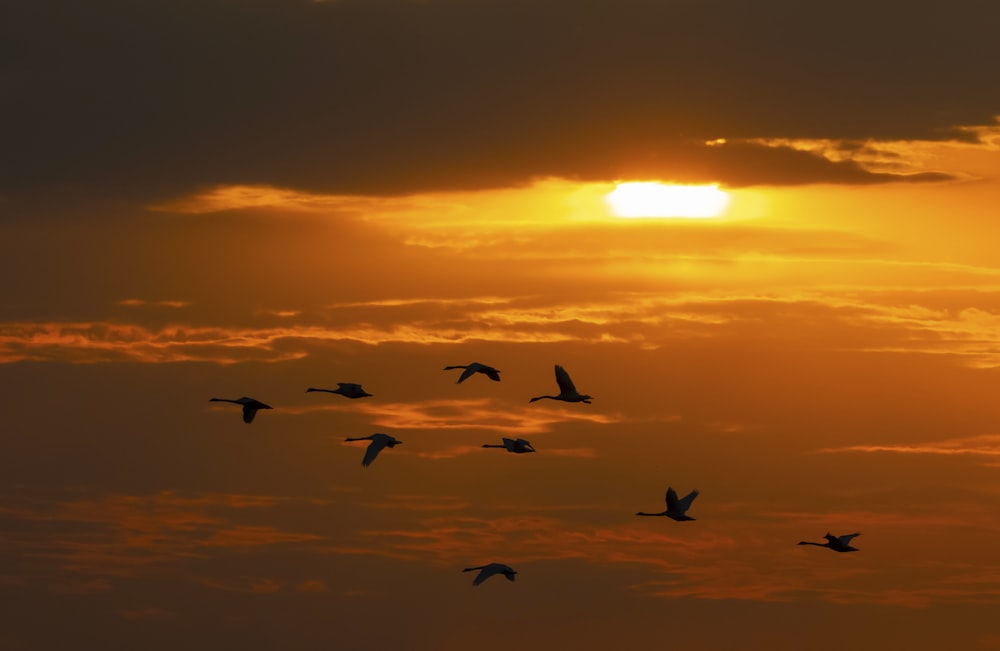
(4, 2, 1000, 650)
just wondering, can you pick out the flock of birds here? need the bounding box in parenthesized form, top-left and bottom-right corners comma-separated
(210, 363, 859, 587)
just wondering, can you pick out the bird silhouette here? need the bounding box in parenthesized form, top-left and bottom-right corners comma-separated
(344, 433, 402, 467)
(635, 486, 699, 521)
(306, 383, 372, 399)
(443, 363, 501, 383)
(798, 532, 861, 552)
(529, 364, 592, 404)
(482, 437, 535, 453)
(209, 397, 272, 423)
(462, 563, 517, 586)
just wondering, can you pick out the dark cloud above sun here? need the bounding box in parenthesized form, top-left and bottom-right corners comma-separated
(3, 0, 999, 201)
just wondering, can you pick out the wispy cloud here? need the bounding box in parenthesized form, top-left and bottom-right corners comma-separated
(10, 289, 1000, 365)
(0, 491, 326, 590)
(411, 443, 599, 460)
(818, 434, 1000, 460)
(116, 299, 190, 309)
(736, 136, 963, 180)
(149, 185, 389, 215)
(347, 399, 623, 434)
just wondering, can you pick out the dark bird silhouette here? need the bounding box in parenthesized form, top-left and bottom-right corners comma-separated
(798, 532, 861, 552)
(462, 563, 517, 586)
(635, 486, 699, 521)
(482, 437, 535, 453)
(209, 397, 272, 423)
(306, 383, 372, 399)
(443, 362, 501, 383)
(529, 364, 592, 404)
(344, 433, 402, 467)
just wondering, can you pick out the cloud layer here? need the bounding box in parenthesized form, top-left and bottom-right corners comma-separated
(4, 0, 999, 200)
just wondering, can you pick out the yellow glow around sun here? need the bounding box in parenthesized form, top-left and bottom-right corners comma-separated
(606, 182, 730, 218)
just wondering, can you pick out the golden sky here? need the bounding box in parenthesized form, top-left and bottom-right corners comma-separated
(4, 2, 1000, 649)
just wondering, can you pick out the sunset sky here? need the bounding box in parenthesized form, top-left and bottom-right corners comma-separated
(4, 1, 1000, 649)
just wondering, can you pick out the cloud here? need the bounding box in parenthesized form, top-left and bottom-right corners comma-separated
(334, 513, 863, 604)
(818, 434, 1000, 461)
(411, 442, 599, 460)
(0, 491, 326, 590)
(11, 288, 1000, 365)
(345, 399, 623, 434)
(4, 0, 999, 201)
(116, 299, 190, 309)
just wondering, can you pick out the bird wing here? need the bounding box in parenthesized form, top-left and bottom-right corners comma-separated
(338, 383, 360, 391)
(483, 367, 501, 381)
(665, 487, 680, 510)
(361, 437, 390, 467)
(457, 367, 477, 383)
(242, 405, 257, 423)
(677, 489, 699, 512)
(472, 567, 496, 586)
(838, 533, 861, 545)
(554, 365, 577, 394)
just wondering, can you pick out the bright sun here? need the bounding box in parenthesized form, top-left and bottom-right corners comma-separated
(605, 182, 730, 218)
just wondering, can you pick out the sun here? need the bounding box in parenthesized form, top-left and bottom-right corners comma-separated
(605, 182, 730, 218)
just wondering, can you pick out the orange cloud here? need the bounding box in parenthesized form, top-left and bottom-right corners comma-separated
(296, 579, 328, 593)
(1, 491, 327, 590)
(116, 299, 190, 309)
(818, 434, 1000, 460)
(9, 289, 1000, 367)
(348, 399, 623, 435)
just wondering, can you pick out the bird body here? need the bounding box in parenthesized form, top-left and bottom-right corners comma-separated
(798, 532, 861, 552)
(444, 363, 501, 383)
(344, 433, 402, 467)
(635, 486, 699, 521)
(529, 364, 592, 404)
(482, 437, 535, 453)
(306, 383, 372, 399)
(462, 563, 517, 586)
(209, 396, 272, 423)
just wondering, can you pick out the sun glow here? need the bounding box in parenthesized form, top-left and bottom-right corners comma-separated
(606, 182, 730, 218)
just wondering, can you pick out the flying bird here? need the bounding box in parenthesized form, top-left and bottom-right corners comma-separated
(462, 563, 517, 586)
(306, 383, 372, 399)
(209, 397, 272, 424)
(635, 486, 699, 521)
(529, 364, 592, 404)
(443, 362, 501, 383)
(344, 433, 402, 467)
(798, 532, 861, 552)
(482, 437, 536, 453)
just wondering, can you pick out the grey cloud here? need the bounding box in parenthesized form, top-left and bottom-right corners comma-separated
(3, 0, 997, 201)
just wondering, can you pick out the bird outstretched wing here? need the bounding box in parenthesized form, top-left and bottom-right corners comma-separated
(554, 365, 577, 394)
(665, 487, 679, 510)
(471, 567, 493, 586)
(362, 437, 390, 467)
(678, 489, 699, 511)
(242, 405, 258, 423)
